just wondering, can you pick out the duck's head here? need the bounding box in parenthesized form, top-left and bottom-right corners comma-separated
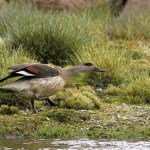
(78, 62, 105, 73)
(68, 62, 105, 75)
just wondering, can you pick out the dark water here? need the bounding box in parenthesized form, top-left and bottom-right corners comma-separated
(0, 138, 150, 150)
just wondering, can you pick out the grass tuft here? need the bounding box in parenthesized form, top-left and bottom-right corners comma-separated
(52, 86, 103, 110)
(0, 105, 19, 115)
(106, 77, 150, 104)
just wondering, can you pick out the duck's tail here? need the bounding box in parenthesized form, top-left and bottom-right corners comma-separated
(0, 75, 13, 93)
(0, 75, 12, 83)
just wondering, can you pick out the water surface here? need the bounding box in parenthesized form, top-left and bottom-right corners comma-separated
(0, 138, 150, 150)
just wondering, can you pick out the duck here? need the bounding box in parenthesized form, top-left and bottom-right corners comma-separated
(0, 62, 105, 113)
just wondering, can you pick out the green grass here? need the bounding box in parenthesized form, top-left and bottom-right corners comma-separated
(37, 126, 82, 139)
(52, 86, 103, 110)
(105, 77, 150, 104)
(0, 2, 91, 66)
(0, 105, 19, 115)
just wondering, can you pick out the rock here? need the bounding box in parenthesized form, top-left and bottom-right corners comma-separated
(96, 88, 103, 93)
(4, 133, 24, 139)
(46, 117, 50, 121)
(122, 103, 129, 110)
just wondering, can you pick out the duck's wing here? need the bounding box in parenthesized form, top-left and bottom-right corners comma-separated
(8, 63, 31, 71)
(0, 63, 59, 82)
(9, 63, 59, 77)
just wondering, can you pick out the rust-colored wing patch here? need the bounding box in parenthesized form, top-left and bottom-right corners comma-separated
(27, 66, 39, 75)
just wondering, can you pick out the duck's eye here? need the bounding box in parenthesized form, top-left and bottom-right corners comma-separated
(83, 62, 93, 66)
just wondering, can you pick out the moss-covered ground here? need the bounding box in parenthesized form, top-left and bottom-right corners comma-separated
(0, 101, 150, 140)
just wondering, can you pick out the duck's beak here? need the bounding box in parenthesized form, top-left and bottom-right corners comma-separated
(95, 67, 105, 72)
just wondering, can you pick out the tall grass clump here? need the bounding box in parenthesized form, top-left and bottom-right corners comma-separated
(0, 2, 91, 66)
(75, 41, 132, 85)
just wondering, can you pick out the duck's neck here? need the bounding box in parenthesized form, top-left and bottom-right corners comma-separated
(68, 66, 83, 74)
(59, 66, 81, 81)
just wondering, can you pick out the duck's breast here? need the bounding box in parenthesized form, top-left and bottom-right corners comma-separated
(31, 76, 66, 98)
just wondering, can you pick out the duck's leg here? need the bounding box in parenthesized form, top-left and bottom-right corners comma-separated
(45, 98, 62, 106)
(31, 99, 36, 113)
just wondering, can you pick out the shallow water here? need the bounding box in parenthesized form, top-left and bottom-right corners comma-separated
(0, 138, 150, 150)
